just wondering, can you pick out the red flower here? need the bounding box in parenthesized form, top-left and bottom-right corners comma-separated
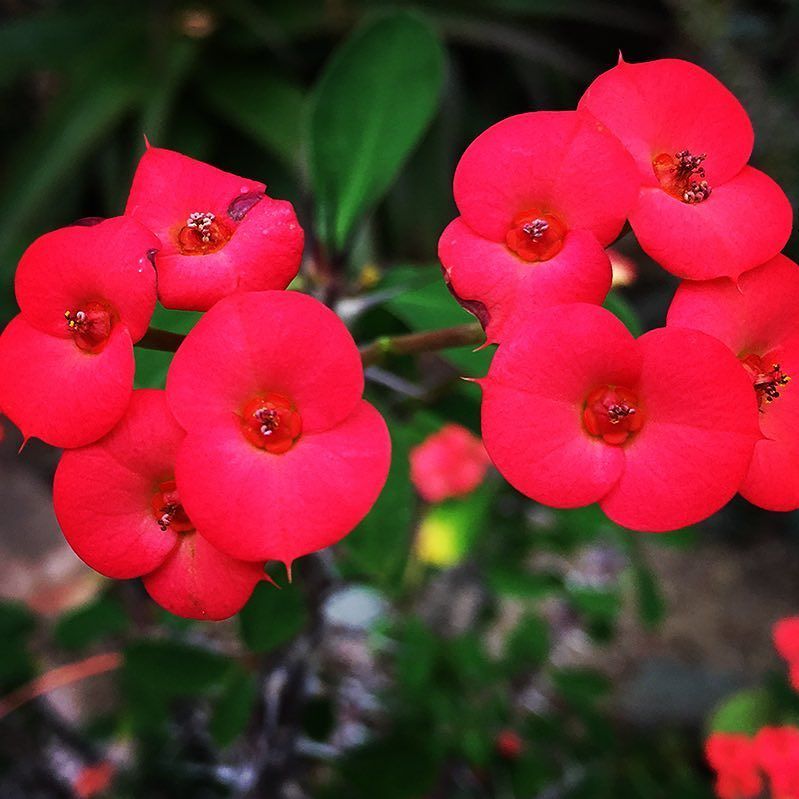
(54, 390, 264, 620)
(774, 617, 799, 690)
(480, 304, 759, 531)
(0, 217, 158, 448)
(165, 291, 391, 566)
(667, 255, 799, 511)
(410, 423, 490, 502)
(705, 733, 762, 799)
(756, 726, 799, 799)
(495, 729, 523, 760)
(438, 111, 638, 342)
(579, 57, 792, 280)
(125, 146, 304, 311)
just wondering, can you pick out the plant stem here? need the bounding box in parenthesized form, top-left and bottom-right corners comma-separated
(359, 322, 486, 366)
(136, 322, 487, 363)
(136, 327, 188, 352)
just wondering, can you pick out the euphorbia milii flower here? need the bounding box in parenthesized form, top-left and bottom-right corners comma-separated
(438, 110, 639, 342)
(579, 57, 793, 280)
(0, 217, 158, 448)
(125, 145, 304, 311)
(755, 727, 799, 799)
(667, 255, 799, 511)
(705, 733, 762, 799)
(410, 423, 490, 502)
(166, 290, 391, 566)
(774, 616, 799, 690)
(54, 390, 265, 620)
(480, 304, 759, 531)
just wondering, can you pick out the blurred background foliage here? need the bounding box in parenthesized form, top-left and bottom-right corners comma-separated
(1, 1, 799, 797)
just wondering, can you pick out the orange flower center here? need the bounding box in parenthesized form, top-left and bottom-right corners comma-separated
(583, 385, 643, 445)
(64, 302, 116, 354)
(652, 150, 712, 204)
(741, 354, 791, 410)
(177, 211, 233, 255)
(505, 208, 566, 262)
(151, 479, 194, 533)
(241, 392, 302, 454)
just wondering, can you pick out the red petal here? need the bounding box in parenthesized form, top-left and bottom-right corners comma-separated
(175, 401, 391, 564)
(0, 315, 134, 448)
(166, 291, 364, 435)
(154, 197, 303, 311)
(600, 327, 759, 531)
(53, 390, 184, 578)
(630, 167, 792, 280)
(439, 217, 611, 343)
(579, 58, 754, 187)
(667, 254, 799, 355)
(143, 532, 264, 621)
(480, 304, 640, 507)
(453, 110, 638, 246)
(125, 146, 265, 239)
(15, 216, 158, 342)
(125, 147, 302, 311)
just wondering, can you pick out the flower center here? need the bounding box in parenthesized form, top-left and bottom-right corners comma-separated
(652, 150, 712, 204)
(240, 392, 302, 454)
(151, 480, 194, 533)
(583, 385, 643, 445)
(741, 354, 791, 410)
(505, 209, 566, 262)
(177, 211, 232, 255)
(64, 302, 116, 353)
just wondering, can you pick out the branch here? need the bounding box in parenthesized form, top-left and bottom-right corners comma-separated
(136, 327, 187, 352)
(135, 321, 488, 365)
(359, 322, 486, 367)
(0, 652, 122, 721)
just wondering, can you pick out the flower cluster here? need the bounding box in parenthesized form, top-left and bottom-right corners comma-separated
(440, 56, 797, 530)
(705, 618, 799, 797)
(0, 146, 391, 619)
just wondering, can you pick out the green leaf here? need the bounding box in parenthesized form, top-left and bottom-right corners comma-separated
(0, 45, 144, 271)
(204, 69, 305, 170)
(709, 688, 776, 736)
(342, 419, 414, 587)
(134, 305, 201, 389)
(551, 668, 610, 708)
(487, 569, 563, 599)
(210, 666, 258, 748)
(505, 614, 550, 669)
(385, 278, 492, 376)
(55, 595, 127, 651)
(309, 11, 445, 250)
(123, 640, 232, 700)
(238, 581, 308, 653)
(0, 601, 36, 687)
(603, 290, 643, 337)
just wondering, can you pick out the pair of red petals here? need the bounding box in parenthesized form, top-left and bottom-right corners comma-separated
(125, 145, 304, 312)
(441, 58, 793, 343)
(409, 423, 490, 503)
(53, 292, 391, 618)
(480, 303, 761, 532)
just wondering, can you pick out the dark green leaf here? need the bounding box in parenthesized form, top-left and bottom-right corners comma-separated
(204, 69, 305, 170)
(55, 595, 127, 651)
(709, 688, 776, 736)
(238, 581, 308, 653)
(505, 614, 550, 668)
(123, 640, 232, 700)
(309, 11, 445, 250)
(210, 666, 258, 748)
(342, 418, 414, 587)
(603, 290, 643, 337)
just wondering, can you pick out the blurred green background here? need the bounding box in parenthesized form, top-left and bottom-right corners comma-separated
(1, 1, 799, 797)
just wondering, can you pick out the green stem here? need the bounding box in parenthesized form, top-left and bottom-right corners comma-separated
(136, 321, 487, 364)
